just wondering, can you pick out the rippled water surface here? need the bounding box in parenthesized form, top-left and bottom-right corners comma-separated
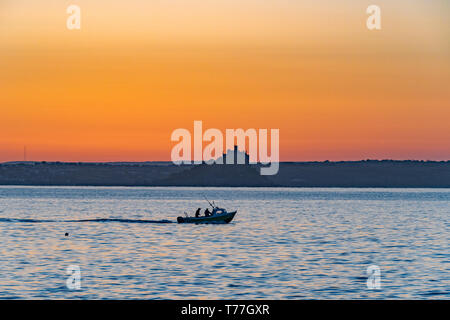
(0, 186, 449, 299)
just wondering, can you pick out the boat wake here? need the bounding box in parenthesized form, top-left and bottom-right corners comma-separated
(72, 218, 173, 224)
(0, 217, 174, 224)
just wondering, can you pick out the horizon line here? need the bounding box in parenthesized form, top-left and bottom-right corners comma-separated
(2, 159, 450, 165)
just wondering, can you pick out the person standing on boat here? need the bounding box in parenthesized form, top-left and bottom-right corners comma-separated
(204, 208, 211, 217)
(195, 208, 201, 218)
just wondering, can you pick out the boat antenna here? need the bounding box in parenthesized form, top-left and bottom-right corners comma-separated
(203, 195, 215, 208)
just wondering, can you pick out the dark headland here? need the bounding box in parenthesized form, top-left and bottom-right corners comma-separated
(0, 160, 449, 188)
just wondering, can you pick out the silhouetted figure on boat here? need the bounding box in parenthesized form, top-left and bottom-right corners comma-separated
(204, 208, 211, 217)
(195, 208, 201, 218)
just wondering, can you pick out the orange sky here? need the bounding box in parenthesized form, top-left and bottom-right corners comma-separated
(0, 0, 449, 162)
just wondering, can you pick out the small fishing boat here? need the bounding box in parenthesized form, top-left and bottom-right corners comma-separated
(177, 199, 237, 224)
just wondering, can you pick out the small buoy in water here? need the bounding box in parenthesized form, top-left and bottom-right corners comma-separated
(65, 233, 69, 237)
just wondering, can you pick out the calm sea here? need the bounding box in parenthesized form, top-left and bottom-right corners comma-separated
(0, 186, 448, 299)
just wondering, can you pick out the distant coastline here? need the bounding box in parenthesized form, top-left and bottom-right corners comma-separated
(0, 160, 449, 188)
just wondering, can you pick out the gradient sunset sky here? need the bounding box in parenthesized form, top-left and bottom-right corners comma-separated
(0, 0, 449, 162)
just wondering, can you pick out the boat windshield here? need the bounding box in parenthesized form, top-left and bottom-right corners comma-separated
(213, 208, 226, 215)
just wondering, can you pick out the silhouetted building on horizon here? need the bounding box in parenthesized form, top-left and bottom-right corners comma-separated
(218, 145, 251, 165)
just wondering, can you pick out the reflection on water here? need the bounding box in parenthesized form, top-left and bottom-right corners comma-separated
(0, 186, 449, 299)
